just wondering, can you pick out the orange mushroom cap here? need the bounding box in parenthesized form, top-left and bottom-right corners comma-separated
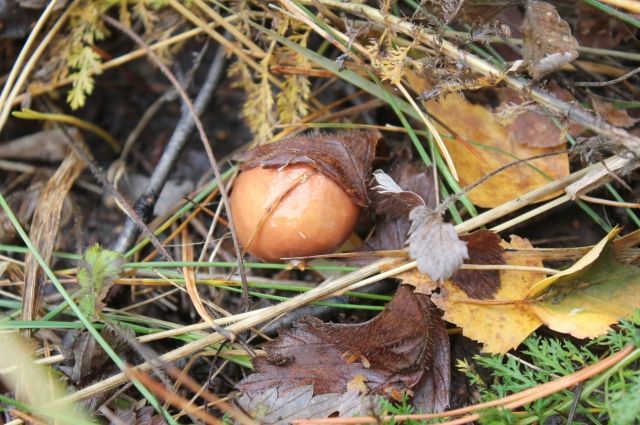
(230, 165, 361, 262)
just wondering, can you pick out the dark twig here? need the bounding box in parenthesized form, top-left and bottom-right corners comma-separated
(112, 45, 226, 253)
(104, 16, 251, 311)
(575, 65, 640, 87)
(49, 119, 175, 263)
(39, 97, 173, 261)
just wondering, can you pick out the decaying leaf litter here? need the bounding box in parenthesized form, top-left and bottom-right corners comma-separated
(1, 1, 640, 424)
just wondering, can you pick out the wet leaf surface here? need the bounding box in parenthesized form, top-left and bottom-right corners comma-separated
(238, 131, 380, 207)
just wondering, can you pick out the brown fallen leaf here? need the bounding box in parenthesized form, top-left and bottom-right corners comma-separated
(591, 97, 639, 129)
(304, 285, 433, 374)
(451, 230, 505, 299)
(496, 85, 583, 148)
(521, 1, 579, 79)
(238, 131, 380, 207)
(0, 128, 77, 161)
(0, 187, 41, 243)
(408, 206, 468, 281)
(410, 302, 451, 412)
(60, 326, 133, 386)
(456, 0, 522, 24)
(370, 162, 436, 251)
(406, 71, 569, 208)
(371, 169, 425, 220)
(236, 386, 376, 425)
(238, 286, 450, 411)
(112, 406, 167, 425)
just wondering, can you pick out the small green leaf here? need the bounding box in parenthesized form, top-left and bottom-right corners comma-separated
(77, 244, 124, 321)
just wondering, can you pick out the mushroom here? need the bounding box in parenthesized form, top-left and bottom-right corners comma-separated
(230, 164, 360, 262)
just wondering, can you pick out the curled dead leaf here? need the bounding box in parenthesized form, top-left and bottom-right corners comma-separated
(408, 206, 468, 281)
(372, 169, 425, 219)
(522, 1, 579, 79)
(370, 163, 436, 251)
(237, 131, 380, 207)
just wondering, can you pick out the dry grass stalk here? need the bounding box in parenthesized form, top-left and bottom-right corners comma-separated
(20, 149, 84, 334)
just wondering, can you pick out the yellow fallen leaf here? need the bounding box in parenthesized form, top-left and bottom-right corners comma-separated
(380, 260, 439, 295)
(526, 228, 640, 338)
(432, 228, 640, 353)
(347, 374, 369, 395)
(526, 228, 620, 296)
(432, 236, 545, 354)
(405, 72, 569, 208)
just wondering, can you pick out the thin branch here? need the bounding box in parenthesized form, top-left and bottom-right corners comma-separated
(575, 65, 640, 87)
(112, 46, 224, 252)
(104, 16, 251, 311)
(0, 0, 64, 134)
(55, 125, 174, 263)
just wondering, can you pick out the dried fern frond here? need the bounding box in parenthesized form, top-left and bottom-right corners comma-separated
(65, 0, 110, 109)
(377, 43, 413, 85)
(66, 45, 103, 110)
(276, 23, 312, 125)
(242, 53, 276, 144)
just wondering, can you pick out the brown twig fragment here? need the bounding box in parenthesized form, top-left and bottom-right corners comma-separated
(126, 367, 222, 425)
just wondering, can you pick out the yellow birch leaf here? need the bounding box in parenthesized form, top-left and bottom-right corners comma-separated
(525, 228, 640, 338)
(526, 227, 620, 296)
(380, 260, 439, 295)
(404, 71, 569, 208)
(432, 236, 545, 354)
